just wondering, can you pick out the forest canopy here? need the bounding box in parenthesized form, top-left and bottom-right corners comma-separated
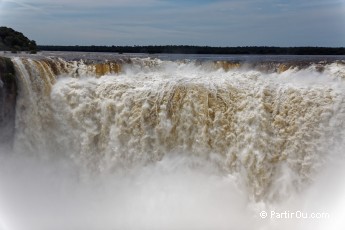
(1, 26, 344, 55)
(0, 26, 37, 52)
(39, 45, 345, 55)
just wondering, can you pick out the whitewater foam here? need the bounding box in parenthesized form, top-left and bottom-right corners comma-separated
(0, 56, 345, 229)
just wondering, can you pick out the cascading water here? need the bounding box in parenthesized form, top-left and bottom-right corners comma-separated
(1, 54, 345, 230)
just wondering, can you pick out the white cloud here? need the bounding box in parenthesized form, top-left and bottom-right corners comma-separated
(1, 0, 344, 46)
(20, 0, 160, 7)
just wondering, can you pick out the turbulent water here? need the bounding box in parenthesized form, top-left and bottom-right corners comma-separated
(1, 53, 345, 230)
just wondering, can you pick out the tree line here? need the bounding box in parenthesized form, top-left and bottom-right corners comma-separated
(38, 45, 345, 55)
(1, 27, 344, 55)
(0, 27, 37, 53)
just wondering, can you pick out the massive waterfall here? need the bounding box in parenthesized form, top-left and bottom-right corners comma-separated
(1, 54, 345, 230)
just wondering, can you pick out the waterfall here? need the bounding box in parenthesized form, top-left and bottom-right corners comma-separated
(1, 55, 345, 230)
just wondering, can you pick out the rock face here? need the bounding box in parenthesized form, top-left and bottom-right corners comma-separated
(0, 57, 16, 149)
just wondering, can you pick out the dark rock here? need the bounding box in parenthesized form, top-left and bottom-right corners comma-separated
(0, 57, 17, 149)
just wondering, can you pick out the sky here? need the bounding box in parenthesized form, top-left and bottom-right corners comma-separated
(0, 0, 344, 47)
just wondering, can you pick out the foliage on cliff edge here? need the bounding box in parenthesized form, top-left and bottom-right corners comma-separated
(0, 26, 37, 53)
(0, 57, 15, 85)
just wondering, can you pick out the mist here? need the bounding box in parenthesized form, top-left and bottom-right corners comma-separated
(1, 144, 345, 230)
(0, 150, 254, 230)
(1, 55, 345, 230)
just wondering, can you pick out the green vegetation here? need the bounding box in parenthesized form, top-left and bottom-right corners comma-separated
(0, 57, 15, 85)
(0, 56, 16, 147)
(0, 26, 342, 55)
(0, 26, 37, 53)
(38, 45, 345, 55)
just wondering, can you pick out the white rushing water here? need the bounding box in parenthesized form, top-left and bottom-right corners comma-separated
(0, 56, 345, 230)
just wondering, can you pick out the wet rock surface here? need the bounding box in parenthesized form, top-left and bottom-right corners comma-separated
(0, 57, 16, 148)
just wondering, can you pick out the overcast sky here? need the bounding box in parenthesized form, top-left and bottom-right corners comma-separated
(0, 0, 344, 46)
